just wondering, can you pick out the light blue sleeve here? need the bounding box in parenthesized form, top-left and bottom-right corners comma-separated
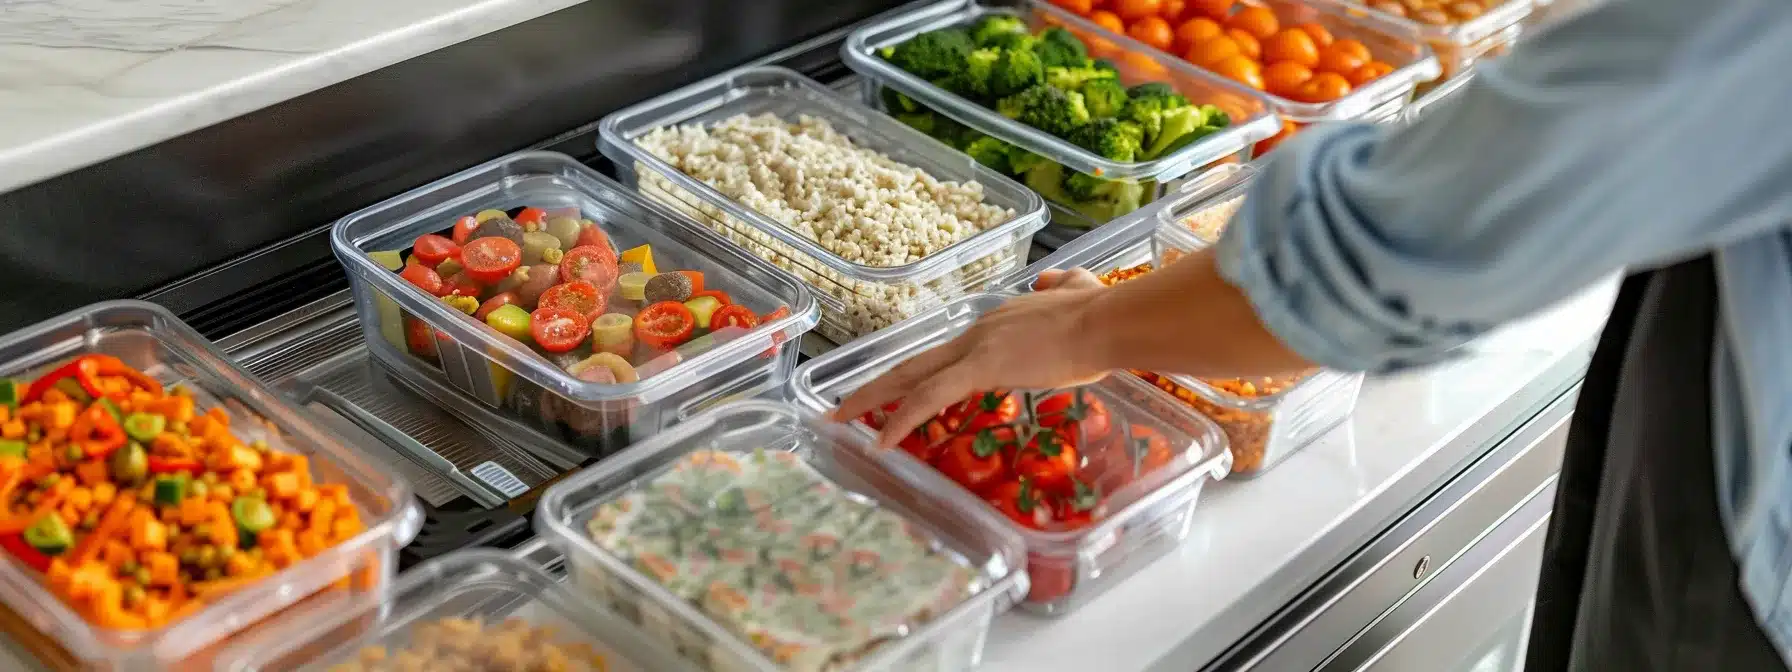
(1216, 0, 1792, 373)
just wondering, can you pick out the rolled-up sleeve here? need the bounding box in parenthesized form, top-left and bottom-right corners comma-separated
(1217, 0, 1792, 373)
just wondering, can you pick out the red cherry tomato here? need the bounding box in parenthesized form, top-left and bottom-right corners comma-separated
(710, 304, 759, 330)
(757, 306, 793, 359)
(403, 317, 439, 359)
(1130, 425, 1176, 474)
(443, 273, 483, 297)
(475, 292, 518, 321)
(634, 301, 696, 350)
(537, 281, 606, 322)
(461, 237, 524, 285)
(934, 427, 1016, 495)
(987, 478, 1053, 530)
(451, 216, 479, 246)
(1015, 427, 1080, 492)
(411, 234, 459, 267)
(514, 207, 548, 229)
(1051, 478, 1102, 529)
(947, 391, 1021, 433)
(529, 307, 591, 353)
(576, 222, 613, 253)
(1036, 389, 1113, 445)
(560, 245, 619, 292)
(399, 263, 446, 296)
(898, 420, 953, 464)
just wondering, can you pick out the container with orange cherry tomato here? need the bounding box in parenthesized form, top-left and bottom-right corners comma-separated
(1046, 0, 1440, 153)
(1304, 0, 1539, 90)
(333, 151, 820, 458)
(793, 292, 1232, 615)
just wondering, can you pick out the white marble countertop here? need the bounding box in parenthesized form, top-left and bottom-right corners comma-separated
(0, 0, 590, 194)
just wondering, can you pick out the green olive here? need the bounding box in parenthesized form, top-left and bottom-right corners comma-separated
(109, 441, 148, 486)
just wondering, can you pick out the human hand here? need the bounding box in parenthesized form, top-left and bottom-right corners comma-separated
(831, 268, 1112, 447)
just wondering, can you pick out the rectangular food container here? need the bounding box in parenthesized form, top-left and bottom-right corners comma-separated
(332, 151, 820, 457)
(1403, 70, 1475, 122)
(598, 66, 1048, 345)
(1307, 0, 1536, 89)
(790, 293, 1231, 615)
(0, 301, 420, 670)
(534, 400, 1028, 670)
(845, 0, 1279, 236)
(215, 548, 693, 672)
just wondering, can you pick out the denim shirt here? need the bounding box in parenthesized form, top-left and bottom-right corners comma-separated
(1215, 0, 1792, 657)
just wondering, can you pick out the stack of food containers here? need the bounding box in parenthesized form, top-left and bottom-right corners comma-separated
(535, 400, 1030, 669)
(599, 66, 1048, 345)
(219, 549, 694, 671)
(1304, 0, 1539, 92)
(0, 301, 421, 669)
(843, 0, 1281, 242)
(789, 295, 1232, 615)
(332, 151, 821, 457)
(1000, 163, 1364, 478)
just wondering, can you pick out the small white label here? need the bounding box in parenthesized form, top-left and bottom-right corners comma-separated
(471, 461, 528, 498)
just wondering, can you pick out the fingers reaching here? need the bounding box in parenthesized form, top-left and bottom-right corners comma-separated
(873, 363, 976, 447)
(1034, 267, 1101, 291)
(831, 337, 969, 428)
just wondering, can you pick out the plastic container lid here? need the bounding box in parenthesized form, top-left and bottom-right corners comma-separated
(843, 0, 1280, 181)
(790, 292, 1231, 614)
(534, 400, 1028, 671)
(330, 151, 821, 409)
(216, 548, 694, 671)
(1310, 0, 1539, 48)
(0, 301, 421, 668)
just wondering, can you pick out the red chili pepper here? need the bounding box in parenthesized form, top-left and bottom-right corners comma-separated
(69, 405, 126, 459)
(147, 457, 203, 475)
(91, 359, 163, 398)
(23, 356, 107, 403)
(0, 533, 50, 571)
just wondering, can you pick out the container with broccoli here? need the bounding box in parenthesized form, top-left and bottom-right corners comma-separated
(851, 5, 1278, 234)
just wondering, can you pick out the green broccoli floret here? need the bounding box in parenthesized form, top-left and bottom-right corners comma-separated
(1141, 106, 1213, 160)
(1061, 172, 1149, 221)
(962, 134, 1016, 174)
(881, 87, 923, 114)
(1008, 145, 1051, 175)
(1121, 84, 1194, 145)
(895, 111, 940, 137)
(1070, 118, 1144, 162)
(945, 47, 1001, 99)
(885, 28, 974, 81)
(1034, 27, 1089, 69)
(1080, 78, 1129, 119)
(1124, 82, 1190, 107)
(1024, 161, 1077, 205)
(1199, 103, 1232, 128)
(983, 31, 1038, 52)
(970, 15, 1029, 46)
(1044, 64, 1117, 92)
(990, 47, 1044, 97)
(1093, 58, 1120, 75)
(997, 85, 1091, 137)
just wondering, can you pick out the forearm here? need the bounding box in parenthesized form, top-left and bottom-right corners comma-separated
(1082, 247, 1313, 378)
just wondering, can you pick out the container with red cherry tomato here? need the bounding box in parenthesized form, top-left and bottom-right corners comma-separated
(333, 152, 819, 458)
(792, 292, 1231, 615)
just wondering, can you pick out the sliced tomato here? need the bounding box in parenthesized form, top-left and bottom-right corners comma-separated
(399, 263, 446, 296)
(538, 281, 606, 322)
(451, 215, 479, 246)
(529, 307, 591, 353)
(757, 305, 794, 359)
(987, 478, 1053, 530)
(948, 391, 1020, 433)
(1015, 427, 1079, 493)
(1024, 550, 1075, 604)
(404, 317, 439, 359)
(561, 245, 619, 291)
(576, 222, 613, 254)
(444, 273, 483, 297)
(1036, 389, 1113, 445)
(514, 207, 548, 230)
(411, 234, 459, 267)
(461, 237, 524, 284)
(710, 304, 759, 330)
(760, 305, 791, 323)
(475, 292, 518, 321)
(633, 301, 695, 350)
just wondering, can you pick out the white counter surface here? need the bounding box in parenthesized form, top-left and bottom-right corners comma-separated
(0, 0, 588, 194)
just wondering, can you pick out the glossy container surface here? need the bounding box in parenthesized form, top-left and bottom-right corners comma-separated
(0, 301, 420, 670)
(1404, 70, 1476, 121)
(1310, 0, 1535, 81)
(599, 66, 1047, 344)
(217, 549, 692, 672)
(332, 151, 820, 456)
(535, 400, 1029, 671)
(844, 0, 1279, 183)
(791, 293, 1231, 615)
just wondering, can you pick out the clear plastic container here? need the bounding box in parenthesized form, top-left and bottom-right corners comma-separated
(1308, 0, 1536, 86)
(0, 301, 421, 670)
(790, 293, 1231, 615)
(598, 66, 1048, 345)
(535, 400, 1029, 670)
(332, 151, 820, 457)
(216, 549, 694, 672)
(1404, 70, 1476, 122)
(1151, 225, 1365, 477)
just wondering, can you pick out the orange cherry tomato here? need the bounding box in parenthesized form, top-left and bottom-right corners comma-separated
(1120, 50, 1170, 78)
(1261, 29, 1319, 68)
(1053, 0, 1096, 15)
(1262, 60, 1314, 97)
(1186, 34, 1241, 67)
(1294, 22, 1335, 47)
(1316, 42, 1369, 75)
(1329, 38, 1372, 63)
(1162, 0, 1188, 22)
(1091, 9, 1127, 34)
(1225, 28, 1261, 60)
(1254, 120, 1299, 155)
(1187, 0, 1235, 20)
(1298, 71, 1353, 102)
(1173, 17, 1224, 52)
(1212, 54, 1265, 89)
(1128, 16, 1176, 51)
(1114, 0, 1164, 20)
(1226, 5, 1280, 40)
(1349, 60, 1396, 86)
